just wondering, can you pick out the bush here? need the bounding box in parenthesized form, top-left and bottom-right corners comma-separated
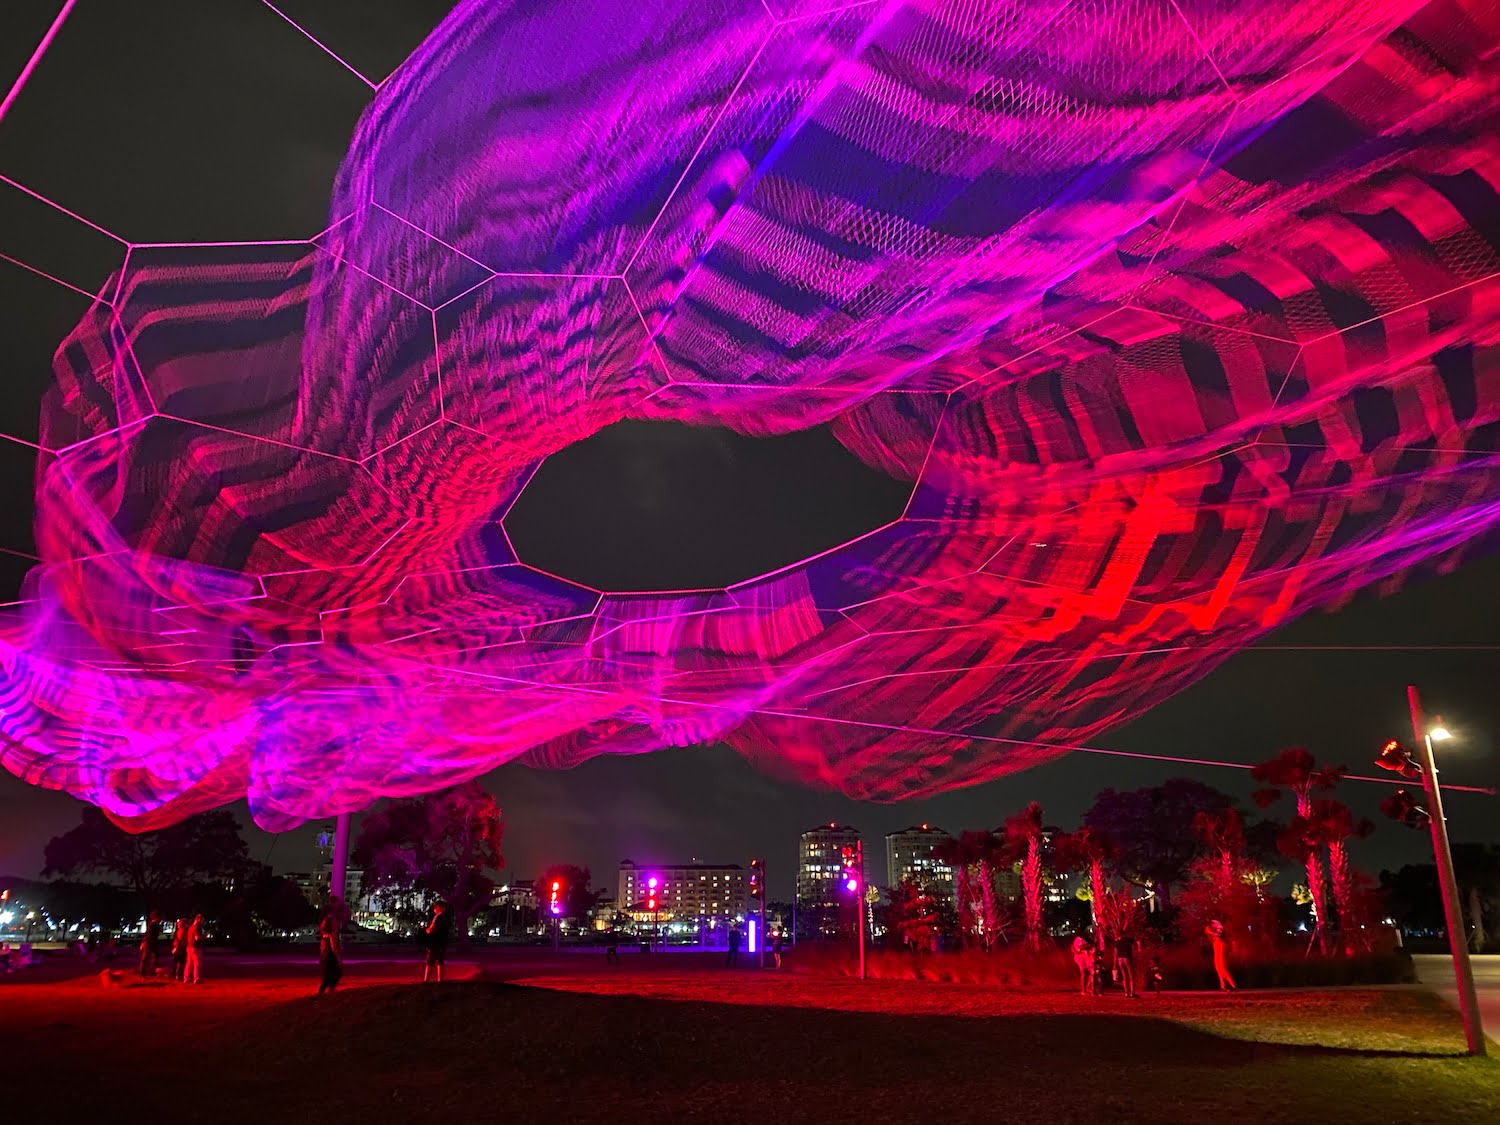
(789, 941, 1077, 988)
(1151, 943, 1415, 989)
(786, 939, 1415, 990)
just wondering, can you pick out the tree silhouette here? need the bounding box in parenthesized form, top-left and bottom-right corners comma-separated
(354, 782, 504, 943)
(1085, 779, 1234, 907)
(43, 806, 250, 909)
(1452, 843, 1500, 953)
(534, 864, 602, 921)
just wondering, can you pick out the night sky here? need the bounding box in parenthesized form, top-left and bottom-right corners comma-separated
(1, 0, 1496, 898)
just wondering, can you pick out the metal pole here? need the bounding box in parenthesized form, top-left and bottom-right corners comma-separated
(330, 812, 351, 913)
(759, 861, 768, 969)
(1408, 685, 1486, 1056)
(857, 839, 866, 980)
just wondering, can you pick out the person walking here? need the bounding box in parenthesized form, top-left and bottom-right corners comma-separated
(317, 908, 343, 994)
(772, 926, 786, 969)
(184, 914, 206, 984)
(170, 918, 189, 982)
(1114, 932, 1138, 998)
(725, 921, 742, 968)
(138, 911, 162, 979)
(1206, 920, 1236, 990)
(424, 901, 452, 983)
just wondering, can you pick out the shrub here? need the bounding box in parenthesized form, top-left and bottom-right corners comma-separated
(788, 941, 1077, 988)
(1150, 943, 1415, 989)
(786, 939, 1414, 990)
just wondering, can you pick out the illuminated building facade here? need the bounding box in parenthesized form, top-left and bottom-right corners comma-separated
(617, 860, 747, 924)
(884, 824, 956, 896)
(797, 823, 863, 908)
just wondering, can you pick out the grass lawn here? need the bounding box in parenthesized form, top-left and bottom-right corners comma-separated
(4, 955, 1497, 1122)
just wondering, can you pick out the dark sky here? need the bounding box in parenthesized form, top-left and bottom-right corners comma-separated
(0, 1, 1496, 897)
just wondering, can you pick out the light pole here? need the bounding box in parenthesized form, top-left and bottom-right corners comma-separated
(329, 812, 351, 917)
(842, 841, 866, 980)
(1407, 686, 1486, 1057)
(647, 876, 660, 952)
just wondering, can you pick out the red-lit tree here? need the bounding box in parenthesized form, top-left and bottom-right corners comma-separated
(1084, 779, 1234, 908)
(932, 829, 1006, 950)
(1002, 803, 1046, 950)
(1181, 807, 1271, 950)
(885, 877, 940, 955)
(1053, 826, 1114, 933)
(1309, 798, 1375, 951)
(931, 833, 978, 948)
(1251, 748, 1344, 950)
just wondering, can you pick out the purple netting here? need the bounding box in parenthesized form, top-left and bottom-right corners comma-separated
(2, 0, 1498, 829)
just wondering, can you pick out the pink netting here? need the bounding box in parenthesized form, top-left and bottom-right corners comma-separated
(3, 0, 1499, 829)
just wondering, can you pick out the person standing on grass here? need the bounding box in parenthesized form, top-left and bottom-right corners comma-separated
(424, 901, 452, 982)
(1206, 920, 1236, 990)
(772, 926, 786, 969)
(1071, 934, 1093, 994)
(725, 921, 742, 968)
(1114, 931, 1138, 998)
(171, 918, 189, 982)
(317, 908, 343, 994)
(138, 911, 162, 979)
(605, 927, 620, 965)
(183, 914, 206, 984)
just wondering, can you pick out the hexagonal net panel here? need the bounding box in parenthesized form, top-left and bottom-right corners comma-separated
(2, 0, 1499, 830)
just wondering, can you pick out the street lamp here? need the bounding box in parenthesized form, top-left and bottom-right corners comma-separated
(1400, 688, 1485, 1056)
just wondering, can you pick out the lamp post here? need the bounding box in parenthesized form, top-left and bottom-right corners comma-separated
(842, 841, 866, 980)
(647, 876, 660, 952)
(1407, 686, 1486, 1057)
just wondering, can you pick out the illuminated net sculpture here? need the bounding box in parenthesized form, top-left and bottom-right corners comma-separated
(2, 0, 1499, 829)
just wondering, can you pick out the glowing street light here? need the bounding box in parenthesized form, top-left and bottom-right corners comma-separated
(840, 842, 866, 980)
(549, 879, 564, 951)
(1385, 689, 1486, 1056)
(646, 876, 660, 951)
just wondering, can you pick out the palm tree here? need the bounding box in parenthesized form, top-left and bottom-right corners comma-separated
(932, 834, 977, 948)
(933, 829, 1006, 950)
(1002, 803, 1046, 951)
(964, 829, 1008, 952)
(1054, 826, 1113, 933)
(1278, 811, 1346, 950)
(1252, 748, 1344, 950)
(1452, 843, 1500, 953)
(1309, 798, 1374, 950)
(1193, 807, 1246, 896)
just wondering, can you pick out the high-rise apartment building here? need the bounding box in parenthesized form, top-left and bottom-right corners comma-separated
(796, 823, 863, 907)
(617, 860, 747, 923)
(884, 824, 956, 895)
